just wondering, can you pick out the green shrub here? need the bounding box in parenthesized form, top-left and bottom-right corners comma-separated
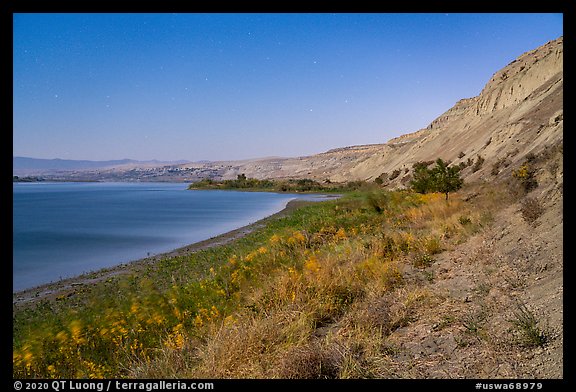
(413, 252, 435, 269)
(389, 169, 401, 180)
(510, 304, 548, 347)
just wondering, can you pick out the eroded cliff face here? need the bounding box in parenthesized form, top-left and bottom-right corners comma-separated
(475, 37, 563, 115)
(347, 36, 563, 185)
(210, 36, 562, 187)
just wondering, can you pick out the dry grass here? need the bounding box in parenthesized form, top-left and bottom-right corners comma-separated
(519, 197, 544, 226)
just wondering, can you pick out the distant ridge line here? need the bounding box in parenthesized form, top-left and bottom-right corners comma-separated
(13, 156, 191, 172)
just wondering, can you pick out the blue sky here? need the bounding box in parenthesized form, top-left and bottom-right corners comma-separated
(13, 13, 563, 162)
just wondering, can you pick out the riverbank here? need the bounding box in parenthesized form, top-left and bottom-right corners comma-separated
(12, 198, 316, 308)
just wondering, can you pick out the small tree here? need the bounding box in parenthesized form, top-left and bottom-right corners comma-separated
(410, 158, 463, 200)
(430, 158, 463, 200)
(410, 162, 434, 194)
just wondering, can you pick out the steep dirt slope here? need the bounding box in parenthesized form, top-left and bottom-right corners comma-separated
(381, 146, 563, 378)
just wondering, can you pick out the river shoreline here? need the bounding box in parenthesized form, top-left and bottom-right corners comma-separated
(13, 198, 319, 308)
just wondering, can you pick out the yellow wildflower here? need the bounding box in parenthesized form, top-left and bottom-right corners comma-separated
(194, 314, 203, 328)
(334, 227, 347, 240)
(292, 231, 306, 243)
(82, 359, 106, 379)
(47, 365, 57, 377)
(23, 351, 33, 364)
(224, 315, 236, 325)
(165, 325, 185, 350)
(56, 330, 68, 343)
(69, 320, 85, 345)
(13, 351, 22, 365)
(210, 305, 220, 318)
(150, 312, 165, 325)
(513, 164, 530, 179)
(304, 255, 320, 273)
(287, 266, 298, 277)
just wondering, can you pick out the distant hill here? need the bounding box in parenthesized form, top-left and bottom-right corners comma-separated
(12, 157, 190, 176)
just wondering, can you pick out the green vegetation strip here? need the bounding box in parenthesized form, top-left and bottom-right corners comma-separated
(188, 175, 370, 193)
